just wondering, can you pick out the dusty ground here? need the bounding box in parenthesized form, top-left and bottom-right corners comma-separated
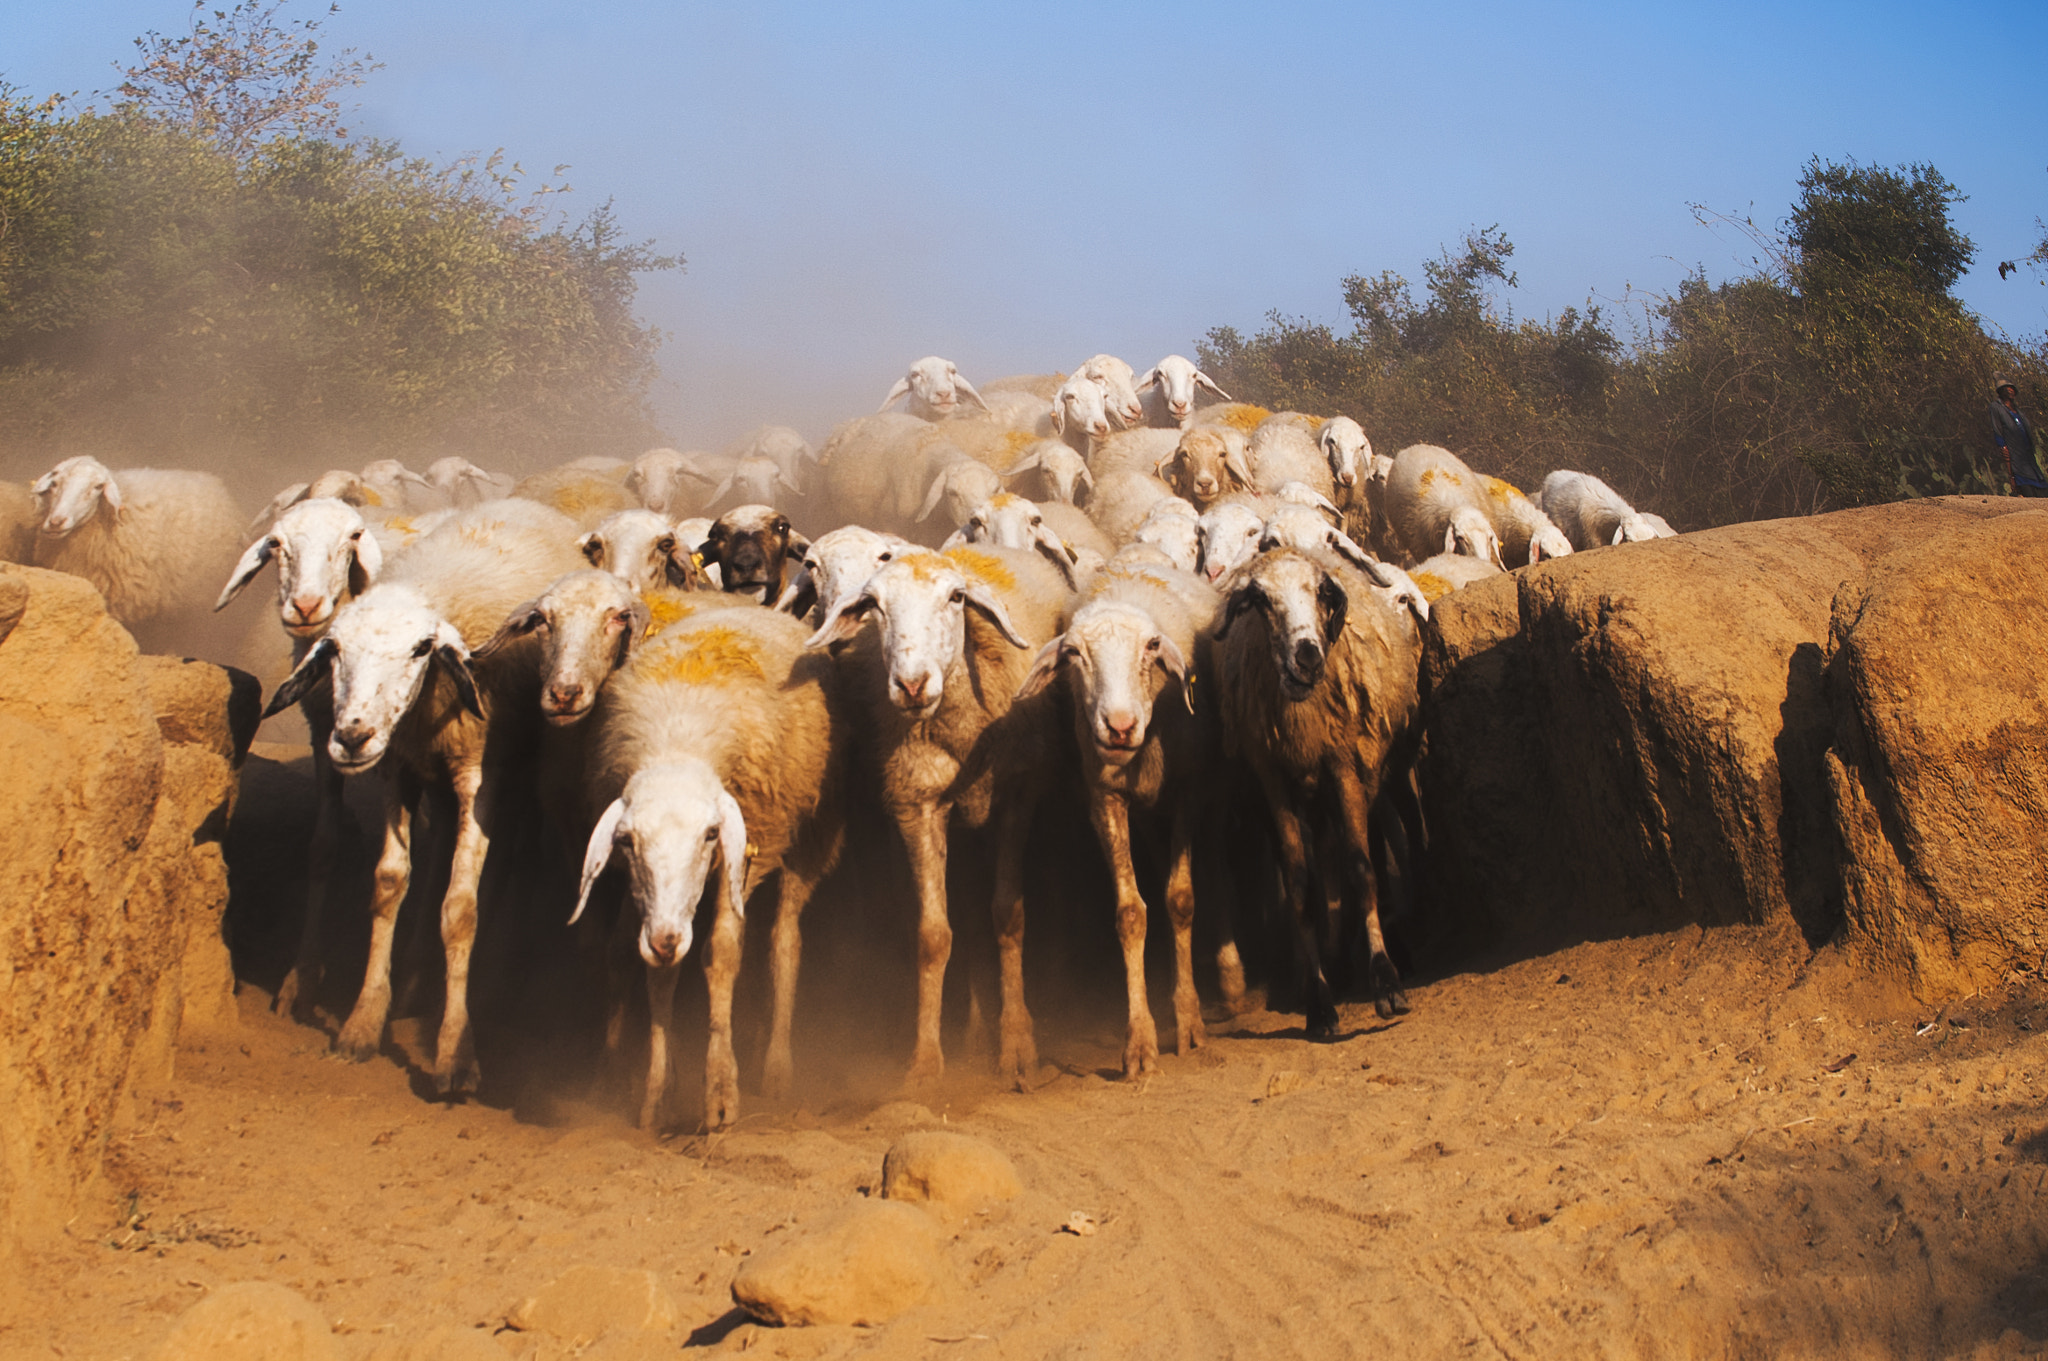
(8, 743, 2048, 1359)
(8, 923, 2048, 1360)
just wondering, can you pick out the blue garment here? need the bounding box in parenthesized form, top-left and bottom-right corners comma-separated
(1991, 399, 2046, 489)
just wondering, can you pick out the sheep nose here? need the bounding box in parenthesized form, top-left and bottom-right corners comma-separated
(898, 674, 929, 707)
(1102, 713, 1139, 747)
(288, 594, 325, 622)
(1291, 639, 1323, 677)
(546, 681, 584, 711)
(333, 724, 373, 757)
(646, 931, 682, 965)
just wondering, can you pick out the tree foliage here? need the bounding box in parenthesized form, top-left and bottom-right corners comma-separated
(1199, 158, 2036, 530)
(0, 7, 677, 482)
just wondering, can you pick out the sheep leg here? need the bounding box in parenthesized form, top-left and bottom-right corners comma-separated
(277, 738, 345, 1017)
(990, 801, 1039, 1090)
(703, 871, 745, 1130)
(337, 771, 418, 1061)
(762, 864, 823, 1101)
(1087, 788, 1158, 1077)
(1267, 792, 1339, 1037)
(1334, 766, 1407, 1019)
(1166, 800, 1207, 1056)
(898, 801, 952, 1088)
(642, 961, 679, 1130)
(427, 765, 490, 1095)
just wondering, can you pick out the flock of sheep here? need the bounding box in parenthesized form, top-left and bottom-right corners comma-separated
(6, 352, 1676, 1130)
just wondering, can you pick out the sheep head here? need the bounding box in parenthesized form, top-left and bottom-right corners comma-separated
(793, 525, 907, 622)
(217, 497, 383, 635)
(572, 761, 747, 969)
(32, 456, 121, 536)
(943, 493, 1080, 588)
(1016, 600, 1189, 766)
(1051, 373, 1114, 442)
(1218, 549, 1349, 701)
(579, 509, 692, 595)
(478, 569, 647, 726)
(1443, 506, 1507, 570)
(1074, 354, 1145, 428)
(1317, 417, 1371, 491)
(805, 550, 1028, 720)
(697, 505, 807, 603)
(1003, 440, 1093, 506)
(881, 356, 988, 419)
(1158, 428, 1251, 509)
(1135, 355, 1231, 423)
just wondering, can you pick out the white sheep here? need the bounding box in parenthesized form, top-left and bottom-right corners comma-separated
(780, 524, 911, 620)
(1086, 426, 1182, 481)
(358, 459, 439, 511)
(260, 498, 587, 1093)
(511, 464, 638, 531)
(1406, 551, 1503, 604)
(1537, 471, 1677, 549)
(1050, 372, 1116, 454)
(1246, 412, 1337, 502)
(879, 355, 990, 421)
(1195, 495, 1273, 585)
(1317, 417, 1373, 495)
(943, 492, 1089, 587)
(706, 453, 804, 513)
(578, 509, 696, 595)
(727, 426, 816, 491)
(1383, 444, 1507, 569)
(426, 456, 513, 508)
(1014, 559, 1243, 1074)
(626, 448, 719, 518)
(914, 448, 1005, 539)
(1085, 468, 1182, 545)
(806, 545, 1069, 1089)
(570, 605, 844, 1128)
(1476, 473, 1573, 565)
(30, 455, 244, 648)
(214, 496, 386, 1016)
(1256, 503, 1429, 625)
(1135, 354, 1232, 426)
(1129, 499, 1203, 574)
(1072, 354, 1146, 428)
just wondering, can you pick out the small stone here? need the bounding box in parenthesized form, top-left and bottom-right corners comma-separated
(1266, 1070, 1308, 1099)
(731, 1200, 947, 1327)
(880, 1131, 1022, 1212)
(1061, 1211, 1098, 1237)
(863, 1101, 938, 1130)
(150, 1281, 338, 1361)
(507, 1265, 679, 1347)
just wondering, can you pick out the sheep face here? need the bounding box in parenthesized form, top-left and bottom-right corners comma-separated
(269, 587, 481, 772)
(1135, 355, 1231, 423)
(217, 498, 382, 635)
(32, 456, 120, 537)
(708, 454, 798, 511)
(357, 460, 432, 508)
(1075, 355, 1145, 428)
(1197, 502, 1266, 584)
(1131, 508, 1200, 575)
(1219, 551, 1348, 702)
(698, 505, 807, 602)
(915, 459, 1003, 530)
(1530, 523, 1575, 562)
(1159, 428, 1251, 509)
(576, 763, 746, 968)
(626, 448, 714, 517)
(580, 509, 689, 595)
(425, 457, 502, 508)
(944, 494, 1078, 587)
(798, 525, 905, 622)
(1444, 506, 1507, 570)
(805, 552, 1028, 719)
(480, 570, 645, 725)
(882, 356, 987, 418)
(1019, 601, 1187, 767)
(1611, 514, 1660, 546)
(1003, 441, 1092, 506)
(1051, 374, 1114, 442)
(1317, 418, 1371, 491)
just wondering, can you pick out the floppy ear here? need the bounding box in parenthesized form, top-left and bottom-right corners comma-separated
(1013, 635, 1065, 701)
(1154, 447, 1181, 479)
(879, 376, 912, 412)
(915, 470, 952, 523)
(705, 473, 736, 507)
(1222, 438, 1255, 490)
(347, 530, 382, 596)
(777, 465, 806, 496)
(569, 798, 627, 925)
(400, 468, 433, 488)
(578, 531, 605, 567)
(805, 593, 875, 650)
(1194, 371, 1233, 401)
(774, 568, 817, 619)
(1134, 367, 1159, 392)
(1321, 528, 1378, 574)
(940, 527, 971, 551)
(100, 476, 124, 515)
(1003, 451, 1044, 478)
(1443, 523, 1458, 555)
(952, 372, 989, 412)
(474, 600, 546, 658)
(30, 471, 55, 499)
(1316, 570, 1349, 646)
(717, 789, 749, 920)
(432, 625, 484, 719)
(263, 636, 336, 718)
(782, 528, 811, 560)
(664, 539, 701, 590)
(960, 579, 1030, 647)
(1049, 400, 1066, 436)
(216, 536, 278, 611)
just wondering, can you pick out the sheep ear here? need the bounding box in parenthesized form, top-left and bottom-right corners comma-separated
(216, 536, 278, 611)
(777, 465, 807, 496)
(578, 531, 605, 566)
(1610, 524, 1626, 547)
(30, 471, 55, 499)
(1223, 442, 1255, 490)
(953, 373, 989, 412)
(1154, 632, 1189, 687)
(1032, 526, 1081, 587)
(475, 601, 545, 658)
(1309, 490, 1342, 523)
(774, 568, 817, 618)
(706, 473, 736, 508)
(433, 629, 484, 719)
(806, 594, 874, 650)
(1003, 451, 1044, 477)
(717, 790, 749, 921)
(570, 798, 627, 925)
(1013, 635, 1064, 701)
(1323, 529, 1378, 574)
(348, 530, 382, 595)
(1194, 372, 1233, 401)
(915, 472, 951, 523)
(961, 580, 1031, 647)
(400, 468, 433, 488)
(263, 637, 335, 719)
(626, 596, 652, 646)
(1443, 523, 1458, 555)
(940, 527, 971, 551)
(101, 477, 124, 515)
(782, 529, 811, 560)
(1135, 367, 1159, 393)
(1316, 570, 1349, 646)
(879, 376, 912, 412)
(665, 540, 702, 590)
(1154, 448, 1180, 478)
(1049, 401, 1066, 436)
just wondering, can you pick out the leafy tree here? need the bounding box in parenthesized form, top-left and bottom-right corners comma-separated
(1787, 157, 1973, 296)
(116, 0, 380, 157)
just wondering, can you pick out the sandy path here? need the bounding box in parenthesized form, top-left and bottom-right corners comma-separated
(7, 923, 2047, 1360)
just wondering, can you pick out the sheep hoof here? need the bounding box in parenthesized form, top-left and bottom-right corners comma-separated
(1370, 956, 1409, 1019)
(1121, 1032, 1159, 1079)
(901, 1053, 945, 1091)
(1176, 1015, 1207, 1055)
(334, 1024, 381, 1063)
(433, 1058, 480, 1097)
(273, 969, 305, 1018)
(704, 1073, 740, 1131)
(1305, 1005, 1340, 1039)
(761, 1060, 793, 1103)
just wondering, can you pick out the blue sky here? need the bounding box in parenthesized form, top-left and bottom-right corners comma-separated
(5, 1, 2046, 448)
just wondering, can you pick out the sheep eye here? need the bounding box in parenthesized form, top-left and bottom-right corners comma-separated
(347, 530, 362, 542)
(948, 589, 966, 605)
(703, 827, 719, 843)
(878, 551, 894, 563)
(656, 536, 675, 554)
(1145, 637, 1161, 653)
(411, 639, 433, 658)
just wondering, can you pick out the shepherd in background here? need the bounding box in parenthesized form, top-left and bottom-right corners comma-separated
(1990, 378, 2047, 498)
